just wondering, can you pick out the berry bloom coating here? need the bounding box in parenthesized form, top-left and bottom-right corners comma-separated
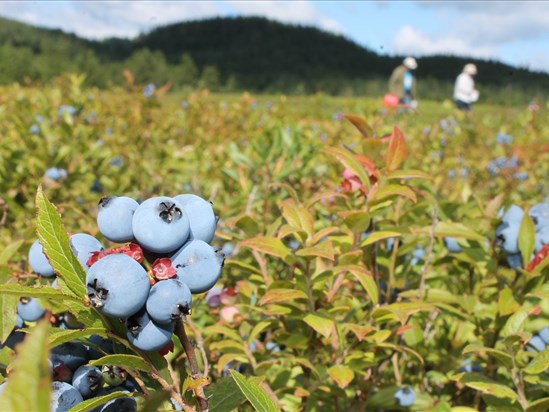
(50, 382, 83, 412)
(444, 237, 462, 253)
(534, 227, 549, 254)
(44, 167, 68, 181)
(500, 205, 524, 223)
(527, 335, 546, 352)
(126, 309, 174, 352)
(132, 196, 190, 253)
(146, 279, 192, 324)
(97, 196, 139, 243)
(394, 386, 416, 407)
(506, 253, 523, 270)
(539, 327, 549, 344)
(174, 194, 217, 243)
(28, 239, 55, 277)
(17, 297, 45, 322)
(51, 342, 89, 371)
(529, 203, 549, 231)
(93, 387, 137, 412)
(171, 239, 225, 294)
(70, 233, 104, 270)
(86, 254, 150, 318)
(495, 221, 520, 254)
(72, 365, 102, 398)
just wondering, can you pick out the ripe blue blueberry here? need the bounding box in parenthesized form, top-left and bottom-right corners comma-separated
(172, 239, 225, 294)
(146, 278, 192, 324)
(495, 221, 520, 254)
(132, 196, 190, 253)
(93, 387, 137, 412)
(539, 327, 549, 344)
(70, 233, 104, 270)
(126, 309, 174, 352)
(15, 313, 24, 329)
(51, 342, 89, 371)
(28, 239, 55, 277)
(527, 335, 546, 352)
(88, 334, 113, 360)
(97, 196, 139, 243)
(499, 205, 524, 223)
(506, 253, 523, 270)
(174, 194, 217, 243)
(86, 254, 150, 318)
(17, 297, 45, 321)
(529, 203, 549, 231)
(0, 330, 25, 350)
(72, 365, 102, 398)
(50, 381, 84, 412)
(394, 386, 416, 407)
(444, 237, 462, 253)
(410, 246, 425, 266)
(44, 167, 68, 181)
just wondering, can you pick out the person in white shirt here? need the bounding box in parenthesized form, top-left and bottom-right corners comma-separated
(454, 63, 479, 111)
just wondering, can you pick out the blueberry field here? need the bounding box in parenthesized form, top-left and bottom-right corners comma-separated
(0, 74, 548, 412)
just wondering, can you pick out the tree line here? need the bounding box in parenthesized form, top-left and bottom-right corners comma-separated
(0, 15, 548, 104)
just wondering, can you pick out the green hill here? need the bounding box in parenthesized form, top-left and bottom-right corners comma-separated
(0, 15, 548, 103)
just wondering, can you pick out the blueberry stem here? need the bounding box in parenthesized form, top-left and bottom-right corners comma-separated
(175, 320, 209, 412)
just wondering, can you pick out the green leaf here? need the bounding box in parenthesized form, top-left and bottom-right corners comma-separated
(0, 318, 50, 411)
(89, 354, 151, 372)
(413, 221, 486, 242)
(0, 293, 18, 342)
(360, 231, 402, 247)
(327, 365, 354, 389)
(48, 327, 106, 347)
(524, 348, 549, 374)
(240, 236, 292, 262)
(303, 314, 334, 338)
(498, 288, 520, 316)
(388, 169, 432, 180)
(279, 199, 314, 238)
(35, 186, 87, 297)
(518, 213, 536, 267)
(259, 289, 308, 305)
(460, 375, 518, 401)
(371, 184, 416, 203)
(205, 377, 247, 412)
(67, 391, 133, 412)
(385, 126, 407, 171)
(373, 302, 436, 325)
(334, 265, 378, 306)
(501, 307, 529, 337)
(341, 113, 373, 138)
(0, 239, 24, 265)
(462, 343, 513, 368)
(247, 321, 272, 344)
(322, 146, 371, 192)
(527, 397, 549, 412)
(229, 370, 278, 412)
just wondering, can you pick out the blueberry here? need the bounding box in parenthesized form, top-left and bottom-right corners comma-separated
(70, 233, 104, 270)
(394, 386, 416, 407)
(97, 196, 139, 243)
(526, 335, 546, 352)
(28, 239, 55, 277)
(529, 203, 549, 231)
(205, 287, 222, 308)
(50, 382, 84, 412)
(15, 314, 24, 328)
(495, 221, 520, 254)
(534, 227, 549, 253)
(52, 362, 74, 383)
(17, 297, 45, 321)
(86, 254, 150, 318)
(51, 342, 89, 371)
(126, 309, 174, 352)
(0, 330, 25, 350)
(44, 167, 68, 181)
(500, 205, 524, 223)
(132, 196, 190, 253)
(506, 253, 523, 270)
(459, 358, 482, 373)
(146, 279, 192, 324)
(72, 365, 102, 398)
(172, 239, 224, 294)
(88, 334, 113, 359)
(50, 381, 83, 412)
(0, 380, 6, 395)
(539, 327, 549, 344)
(444, 237, 462, 253)
(174, 194, 217, 243)
(410, 247, 425, 266)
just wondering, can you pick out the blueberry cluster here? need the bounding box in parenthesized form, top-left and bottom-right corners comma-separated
(394, 386, 416, 407)
(527, 327, 549, 353)
(495, 203, 549, 269)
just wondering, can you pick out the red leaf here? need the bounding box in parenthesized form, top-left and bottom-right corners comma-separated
(386, 126, 407, 170)
(527, 243, 549, 272)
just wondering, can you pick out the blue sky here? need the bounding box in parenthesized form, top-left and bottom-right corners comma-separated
(2, 1, 549, 73)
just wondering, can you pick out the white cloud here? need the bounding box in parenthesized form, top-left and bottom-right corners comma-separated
(392, 25, 497, 59)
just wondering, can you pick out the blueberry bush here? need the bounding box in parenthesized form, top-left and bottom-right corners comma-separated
(0, 75, 548, 411)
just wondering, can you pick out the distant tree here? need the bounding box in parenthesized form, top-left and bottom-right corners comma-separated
(198, 65, 220, 90)
(174, 53, 198, 88)
(125, 48, 170, 85)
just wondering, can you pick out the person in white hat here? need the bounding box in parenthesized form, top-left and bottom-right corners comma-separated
(454, 63, 479, 111)
(388, 57, 418, 105)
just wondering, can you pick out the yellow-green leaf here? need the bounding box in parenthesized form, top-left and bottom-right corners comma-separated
(371, 184, 416, 203)
(259, 289, 308, 305)
(388, 169, 432, 180)
(360, 231, 402, 247)
(229, 370, 278, 412)
(322, 146, 371, 192)
(524, 348, 549, 374)
(303, 313, 334, 338)
(518, 213, 536, 267)
(328, 365, 354, 389)
(240, 237, 291, 262)
(385, 126, 407, 171)
(0, 318, 50, 411)
(89, 354, 151, 372)
(35, 186, 86, 297)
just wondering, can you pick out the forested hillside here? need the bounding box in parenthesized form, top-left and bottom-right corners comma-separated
(0, 15, 548, 103)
